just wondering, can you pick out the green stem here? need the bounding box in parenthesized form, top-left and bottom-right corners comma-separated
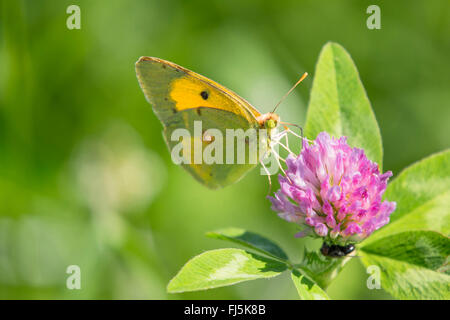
(313, 257, 351, 289)
(294, 252, 354, 289)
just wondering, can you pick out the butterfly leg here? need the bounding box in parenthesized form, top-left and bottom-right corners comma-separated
(259, 158, 273, 195)
(270, 148, 287, 176)
(284, 126, 290, 151)
(271, 129, 294, 155)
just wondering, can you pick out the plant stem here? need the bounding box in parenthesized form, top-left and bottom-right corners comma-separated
(294, 251, 355, 289)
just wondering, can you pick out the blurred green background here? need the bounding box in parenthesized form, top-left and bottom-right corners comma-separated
(0, 0, 449, 299)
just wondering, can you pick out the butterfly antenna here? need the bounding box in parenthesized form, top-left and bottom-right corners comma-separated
(272, 72, 308, 113)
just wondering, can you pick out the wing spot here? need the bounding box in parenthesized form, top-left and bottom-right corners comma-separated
(202, 130, 215, 144)
(200, 91, 209, 100)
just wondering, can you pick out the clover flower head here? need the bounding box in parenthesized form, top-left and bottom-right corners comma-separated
(269, 132, 396, 243)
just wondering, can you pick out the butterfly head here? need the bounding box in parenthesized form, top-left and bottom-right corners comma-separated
(257, 112, 280, 132)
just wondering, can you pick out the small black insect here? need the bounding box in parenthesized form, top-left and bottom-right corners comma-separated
(320, 242, 355, 258)
(200, 90, 209, 100)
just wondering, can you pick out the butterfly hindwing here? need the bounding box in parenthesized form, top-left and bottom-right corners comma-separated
(163, 107, 262, 188)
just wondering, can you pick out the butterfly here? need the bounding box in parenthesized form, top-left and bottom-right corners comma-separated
(135, 57, 307, 189)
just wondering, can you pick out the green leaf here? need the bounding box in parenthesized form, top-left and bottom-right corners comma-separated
(361, 231, 450, 272)
(360, 231, 450, 299)
(365, 150, 450, 244)
(167, 248, 287, 293)
(385, 149, 450, 222)
(305, 42, 383, 166)
(206, 228, 288, 261)
(291, 269, 330, 300)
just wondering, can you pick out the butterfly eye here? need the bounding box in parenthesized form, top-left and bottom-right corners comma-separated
(200, 91, 209, 100)
(266, 119, 277, 129)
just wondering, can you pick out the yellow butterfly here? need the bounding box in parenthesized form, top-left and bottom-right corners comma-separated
(135, 57, 307, 189)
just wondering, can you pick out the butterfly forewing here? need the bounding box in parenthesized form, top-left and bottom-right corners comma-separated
(135, 57, 267, 188)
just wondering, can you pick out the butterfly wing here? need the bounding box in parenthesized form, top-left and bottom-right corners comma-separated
(135, 57, 265, 188)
